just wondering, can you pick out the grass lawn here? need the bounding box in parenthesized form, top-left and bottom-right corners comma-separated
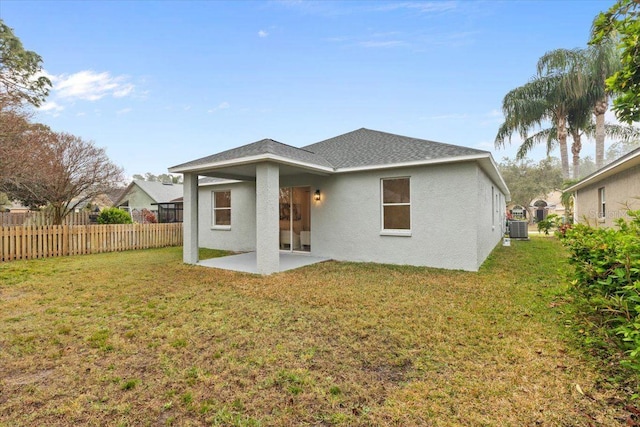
(0, 238, 630, 426)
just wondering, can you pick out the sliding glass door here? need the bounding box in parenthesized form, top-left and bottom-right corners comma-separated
(279, 186, 311, 252)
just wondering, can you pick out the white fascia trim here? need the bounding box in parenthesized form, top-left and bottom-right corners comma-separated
(334, 153, 510, 197)
(199, 179, 242, 187)
(334, 153, 491, 173)
(169, 154, 335, 174)
(481, 155, 511, 201)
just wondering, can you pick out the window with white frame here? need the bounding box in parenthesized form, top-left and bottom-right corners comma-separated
(598, 187, 606, 219)
(381, 177, 411, 232)
(213, 190, 231, 228)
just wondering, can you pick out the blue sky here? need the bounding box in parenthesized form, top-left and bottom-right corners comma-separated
(0, 0, 615, 177)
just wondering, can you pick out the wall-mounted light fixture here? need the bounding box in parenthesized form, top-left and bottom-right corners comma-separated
(314, 189, 321, 201)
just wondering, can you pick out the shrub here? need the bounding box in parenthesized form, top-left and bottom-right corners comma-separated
(141, 208, 157, 224)
(556, 222, 572, 238)
(97, 207, 133, 224)
(563, 210, 640, 373)
(537, 213, 560, 235)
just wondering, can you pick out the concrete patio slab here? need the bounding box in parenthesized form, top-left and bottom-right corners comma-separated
(197, 252, 330, 274)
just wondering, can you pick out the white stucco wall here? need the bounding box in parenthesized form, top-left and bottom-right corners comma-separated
(198, 161, 506, 271)
(198, 181, 256, 252)
(475, 167, 505, 266)
(310, 163, 490, 271)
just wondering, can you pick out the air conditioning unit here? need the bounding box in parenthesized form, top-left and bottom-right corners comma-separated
(509, 220, 528, 239)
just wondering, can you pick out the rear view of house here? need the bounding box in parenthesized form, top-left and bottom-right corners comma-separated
(169, 128, 510, 274)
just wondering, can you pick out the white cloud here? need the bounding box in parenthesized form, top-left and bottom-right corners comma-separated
(258, 30, 269, 38)
(53, 70, 135, 101)
(116, 107, 132, 115)
(38, 100, 64, 112)
(208, 102, 230, 113)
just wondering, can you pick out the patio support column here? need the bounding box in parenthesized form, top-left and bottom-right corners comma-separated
(183, 172, 199, 264)
(256, 162, 279, 274)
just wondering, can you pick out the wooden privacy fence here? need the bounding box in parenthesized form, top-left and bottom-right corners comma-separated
(0, 223, 183, 262)
(0, 211, 94, 227)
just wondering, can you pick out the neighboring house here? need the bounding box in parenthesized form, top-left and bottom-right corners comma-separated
(565, 146, 640, 227)
(115, 180, 184, 221)
(5, 200, 29, 213)
(507, 190, 566, 223)
(169, 128, 510, 274)
(154, 197, 184, 223)
(70, 187, 127, 213)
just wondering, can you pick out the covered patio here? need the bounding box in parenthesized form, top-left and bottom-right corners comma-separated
(197, 252, 330, 274)
(168, 138, 333, 275)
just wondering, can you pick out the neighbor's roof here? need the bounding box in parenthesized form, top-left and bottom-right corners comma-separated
(116, 180, 184, 205)
(565, 146, 640, 193)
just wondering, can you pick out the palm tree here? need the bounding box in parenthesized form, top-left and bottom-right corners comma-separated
(536, 42, 621, 170)
(585, 37, 621, 169)
(567, 96, 593, 178)
(536, 48, 591, 179)
(517, 121, 639, 178)
(496, 57, 578, 179)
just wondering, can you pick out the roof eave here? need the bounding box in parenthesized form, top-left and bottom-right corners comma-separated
(168, 153, 335, 175)
(199, 179, 243, 187)
(333, 153, 510, 200)
(565, 148, 640, 193)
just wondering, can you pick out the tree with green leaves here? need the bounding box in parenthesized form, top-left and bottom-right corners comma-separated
(499, 157, 564, 221)
(499, 43, 630, 178)
(587, 36, 622, 169)
(496, 69, 574, 179)
(606, 136, 640, 163)
(97, 207, 133, 224)
(537, 41, 622, 170)
(0, 20, 51, 107)
(132, 173, 182, 184)
(0, 192, 9, 210)
(591, 0, 640, 124)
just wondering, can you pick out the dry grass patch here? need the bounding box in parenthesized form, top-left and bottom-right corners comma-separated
(0, 238, 630, 426)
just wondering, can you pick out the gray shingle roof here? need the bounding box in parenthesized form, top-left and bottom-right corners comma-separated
(302, 128, 487, 169)
(131, 180, 184, 203)
(169, 128, 488, 172)
(171, 138, 334, 171)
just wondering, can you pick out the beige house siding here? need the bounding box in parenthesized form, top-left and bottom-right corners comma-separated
(575, 163, 640, 227)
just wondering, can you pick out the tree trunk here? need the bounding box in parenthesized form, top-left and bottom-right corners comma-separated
(557, 114, 570, 179)
(594, 97, 608, 170)
(571, 129, 582, 179)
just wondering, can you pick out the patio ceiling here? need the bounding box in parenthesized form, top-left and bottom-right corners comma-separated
(182, 158, 333, 181)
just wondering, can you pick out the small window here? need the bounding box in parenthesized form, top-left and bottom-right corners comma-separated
(213, 190, 231, 228)
(598, 187, 606, 219)
(381, 177, 410, 233)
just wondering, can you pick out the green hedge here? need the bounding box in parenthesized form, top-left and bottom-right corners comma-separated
(97, 207, 133, 224)
(562, 211, 640, 373)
